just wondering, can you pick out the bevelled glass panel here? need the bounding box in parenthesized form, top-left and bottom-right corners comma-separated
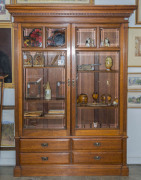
(76, 108, 119, 129)
(100, 28, 120, 47)
(23, 51, 66, 67)
(46, 28, 66, 47)
(76, 28, 96, 47)
(23, 28, 42, 48)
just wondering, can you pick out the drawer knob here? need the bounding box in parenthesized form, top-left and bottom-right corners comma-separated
(94, 142, 101, 146)
(94, 156, 101, 160)
(41, 143, 48, 147)
(41, 157, 48, 161)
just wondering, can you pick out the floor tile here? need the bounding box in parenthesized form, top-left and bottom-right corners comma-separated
(101, 176, 120, 180)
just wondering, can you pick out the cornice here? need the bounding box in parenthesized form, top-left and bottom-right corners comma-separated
(6, 5, 137, 18)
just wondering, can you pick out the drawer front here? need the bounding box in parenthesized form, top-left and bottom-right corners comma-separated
(20, 153, 70, 164)
(72, 139, 122, 150)
(20, 139, 70, 152)
(73, 152, 122, 165)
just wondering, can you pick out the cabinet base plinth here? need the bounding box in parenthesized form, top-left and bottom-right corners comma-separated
(16, 165, 129, 176)
(14, 166, 21, 177)
(121, 166, 129, 176)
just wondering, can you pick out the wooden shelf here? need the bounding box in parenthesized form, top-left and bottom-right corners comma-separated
(77, 70, 119, 73)
(76, 47, 120, 51)
(77, 105, 118, 109)
(24, 114, 65, 119)
(24, 65, 65, 69)
(25, 97, 65, 103)
(22, 47, 67, 51)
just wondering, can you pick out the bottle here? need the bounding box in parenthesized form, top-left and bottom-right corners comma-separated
(44, 81, 51, 100)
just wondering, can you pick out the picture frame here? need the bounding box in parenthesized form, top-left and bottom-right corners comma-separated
(128, 91, 141, 108)
(0, 0, 11, 22)
(128, 28, 141, 67)
(136, 0, 141, 24)
(128, 73, 141, 90)
(1, 110, 15, 148)
(16, 0, 94, 4)
(0, 24, 14, 88)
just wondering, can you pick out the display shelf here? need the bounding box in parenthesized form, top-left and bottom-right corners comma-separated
(76, 47, 120, 51)
(24, 97, 65, 103)
(22, 48, 67, 51)
(24, 65, 65, 69)
(77, 105, 118, 109)
(24, 114, 65, 119)
(77, 70, 119, 73)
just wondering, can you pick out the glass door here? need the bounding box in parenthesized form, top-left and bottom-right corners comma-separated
(72, 24, 121, 136)
(21, 24, 70, 136)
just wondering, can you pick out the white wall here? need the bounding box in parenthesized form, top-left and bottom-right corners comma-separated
(1, 0, 140, 166)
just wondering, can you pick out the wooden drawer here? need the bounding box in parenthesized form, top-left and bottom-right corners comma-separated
(20, 139, 70, 152)
(72, 139, 122, 150)
(20, 153, 70, 164)
(72, 152, 122, 165)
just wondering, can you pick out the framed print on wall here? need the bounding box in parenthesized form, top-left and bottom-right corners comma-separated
(0, 24, 14, 88)
(136, 0, 141, 24)
(1, 110, 15, 149)
(16, 0, 94, 4)
(128, 28, 141, 67)
(0, 0, 11, 22)
(128, 91, 141, 108)
(128, 73, 141, 90)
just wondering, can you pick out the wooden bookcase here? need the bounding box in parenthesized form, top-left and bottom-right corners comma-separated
(6, 4, 136, 176)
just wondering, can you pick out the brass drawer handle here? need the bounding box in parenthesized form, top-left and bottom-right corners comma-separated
(68, 79, 70, 87)
(94, 142, 101, 147)
(72, 79, 75, 88)
(94, 156, 101, 160)
(41, 157, 48, 161)
(41, 143, 48, 147)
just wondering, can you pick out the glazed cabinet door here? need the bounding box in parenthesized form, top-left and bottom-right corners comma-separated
(18, 24, 70, 137)
(72, 24, 124, 136)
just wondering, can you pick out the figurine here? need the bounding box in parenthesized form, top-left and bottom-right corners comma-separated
(85, 38, 91, 47)
(104, 38, 110, 47)
(91, 39, 95, 47)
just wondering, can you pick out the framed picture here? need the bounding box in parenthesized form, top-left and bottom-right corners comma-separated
(128, 91, 141, 108)
(1, 110, 15, 148)
(136, 0, 141, 24)
(128, 28, 141, 67)
(0, 24, 14, 88)
(128, 73, 141, 90)
(16, 0, 94, 4)
(0, 0, 11, 22)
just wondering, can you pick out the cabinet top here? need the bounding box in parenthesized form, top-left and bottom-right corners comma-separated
(6, 5, 136, 17)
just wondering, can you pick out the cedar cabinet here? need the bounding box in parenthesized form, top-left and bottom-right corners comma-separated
(6, 4, 136, 176)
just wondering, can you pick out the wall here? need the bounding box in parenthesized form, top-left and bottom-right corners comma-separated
(0, 0, 140, 166)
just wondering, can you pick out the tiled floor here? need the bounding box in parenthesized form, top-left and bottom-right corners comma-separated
(0, 166, 141, 180)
